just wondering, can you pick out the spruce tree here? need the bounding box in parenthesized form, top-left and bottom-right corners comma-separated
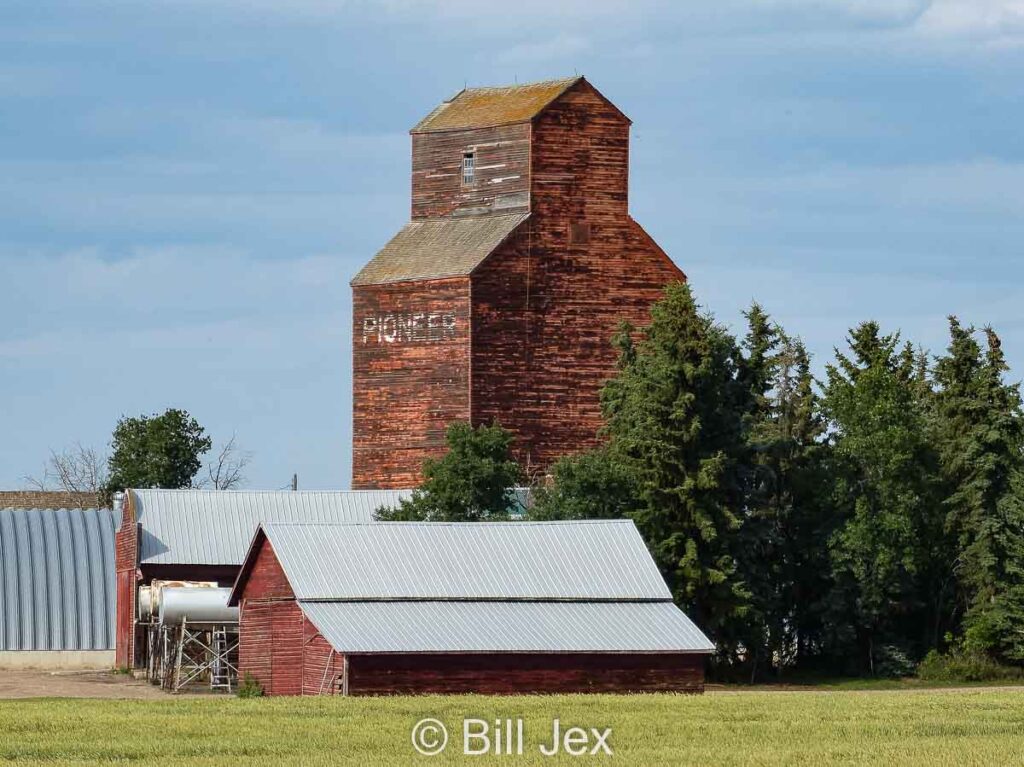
(934, 320, 1024, 662)
(600, 282, 751, 649)
(822, 322, 941, 673)
(737, 307, 830, 679)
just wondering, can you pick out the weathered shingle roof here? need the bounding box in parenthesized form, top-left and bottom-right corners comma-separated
(256, 520, 671, 601)
(412, 77, 581, 133)
(351, 213, 528, 286)
(131, 489, 412, 566)
(302, 600, 715, 654)
(0, 508, 118, 651)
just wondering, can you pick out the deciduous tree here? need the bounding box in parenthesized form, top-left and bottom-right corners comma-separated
(375, 422, 522, 522)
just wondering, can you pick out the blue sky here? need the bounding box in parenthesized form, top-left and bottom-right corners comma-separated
(2, 0, 1023, 490)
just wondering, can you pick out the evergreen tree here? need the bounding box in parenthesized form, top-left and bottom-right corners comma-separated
(821, 322, 941, 673)
(737, 318, 830, 679)
(934, 320, 1024, 662)
(599, 282, 751, 649)
(375, 422, 522, 521)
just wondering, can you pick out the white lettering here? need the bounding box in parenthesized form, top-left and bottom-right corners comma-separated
(360, 312, 457, 344)
(590, 727, 613, 755)
(562, 726, 589, 756)
(463, 719, 490, 756)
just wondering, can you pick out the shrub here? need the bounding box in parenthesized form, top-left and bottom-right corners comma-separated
(237, 673, 264, 698)
(917, 650, 1024, 683)
(874, 645, 917, 678)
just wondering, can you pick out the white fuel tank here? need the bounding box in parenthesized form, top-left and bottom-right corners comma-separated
(159, 587, 238, 625)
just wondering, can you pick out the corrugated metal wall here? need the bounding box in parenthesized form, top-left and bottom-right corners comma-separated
(0, 508, 117, 651)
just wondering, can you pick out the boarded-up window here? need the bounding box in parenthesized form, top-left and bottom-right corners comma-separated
(570, 222, 591, 244)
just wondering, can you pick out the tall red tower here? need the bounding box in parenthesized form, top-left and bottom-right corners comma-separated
(352, 77, 684, 489)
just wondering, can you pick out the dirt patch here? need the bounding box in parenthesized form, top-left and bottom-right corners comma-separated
(0, 670, 206, 700)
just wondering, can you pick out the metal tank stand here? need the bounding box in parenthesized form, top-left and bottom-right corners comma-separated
(169, 618, 240, 693)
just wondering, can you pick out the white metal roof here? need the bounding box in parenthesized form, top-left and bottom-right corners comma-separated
(261, 520, 672, 601)
(301, 600, 715, 654)
(132, 490, 412, 566)
(0, 508, 118, 651)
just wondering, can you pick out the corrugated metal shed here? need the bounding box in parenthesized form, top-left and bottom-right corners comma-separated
(260, 520, 671, 601)
(0, 508, 118, 651)
(412, 77, 580, 133)
(350, 213, 528, 286)
(302, 600, 715, 653)
(132, 489, 412, 566)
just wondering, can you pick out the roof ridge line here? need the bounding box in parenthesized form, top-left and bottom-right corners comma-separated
(296, 597, 674, 604)
(265, 518, 631, 527)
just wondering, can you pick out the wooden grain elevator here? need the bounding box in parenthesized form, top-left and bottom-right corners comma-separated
(351, 77, 685, 489)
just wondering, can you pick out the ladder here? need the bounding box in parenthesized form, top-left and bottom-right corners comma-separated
(210, 627, 232, 692)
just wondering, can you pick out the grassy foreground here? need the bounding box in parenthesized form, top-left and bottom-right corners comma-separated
(2, 688, 1024, 765)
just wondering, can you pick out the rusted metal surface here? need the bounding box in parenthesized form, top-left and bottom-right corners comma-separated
(353, 77, 684, 489)
(412, 77, 580, 133)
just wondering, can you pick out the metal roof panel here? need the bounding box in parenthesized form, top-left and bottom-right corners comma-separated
(0, 508, 117, 651)
(132, 490, 412, 566)
(263, 519, 671, 601)
(301, 600, 715, 653)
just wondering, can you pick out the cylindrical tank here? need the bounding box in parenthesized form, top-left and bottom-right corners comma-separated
(159, 587, 238, 625)
(138, 585, 153, 621)
(149, 580, 216, 621)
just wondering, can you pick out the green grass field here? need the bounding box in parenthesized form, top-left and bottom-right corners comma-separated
(2, 688, 1023, 765)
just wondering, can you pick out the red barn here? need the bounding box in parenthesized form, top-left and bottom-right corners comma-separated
(112, 489, 410, 670)
(352, 76, 684, 489)
(229, 520, 713, 696)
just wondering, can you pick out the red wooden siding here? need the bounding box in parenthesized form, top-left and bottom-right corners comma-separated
(114, 494, 138, 668)
(346, 653, 705, 696)
(237, 537, 304, 695)
(234, 533, 707, 697)
(352, 278, 472, 489)
(302, 616, 343, 695)
(529, 80, 630, 221)
(353, 77, 685, 486)
(411, 124, 530, 219)
(239, 601, 272, 687)
(470, 80, 684, 473)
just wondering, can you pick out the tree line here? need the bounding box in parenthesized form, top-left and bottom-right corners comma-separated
(380, 282, 1024, 679)
(26, 409, 252, 503)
